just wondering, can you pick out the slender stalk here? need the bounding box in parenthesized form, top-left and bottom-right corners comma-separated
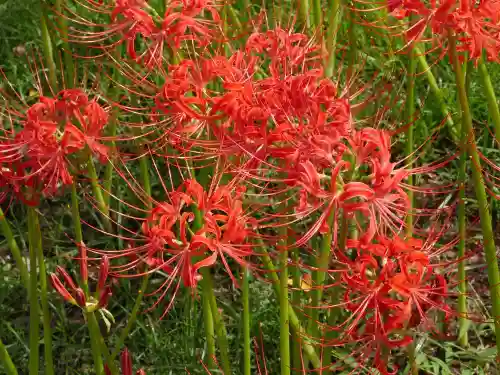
(200, 269, 232, 375)
(85, 312, 104, 375)
(110, 274, 150, 360)
(201, 288, 216, 370)
(279, 230, 291, 375)
(242, 267, 251, 375)
(324, 0, 342, 77)
(27, 208, 39, 375)
(87, 153, 112, 231)
(457, 136, 468, 347)
(477, 56, 500, 144)
(54, 0, 75, 85)
(0, 207, 29, 292)
(39, 2, 58, 90)
(0, 337, 18, 375)
(310, 212, 335, 342)
(257, 239, 321, 368)
(29, 208, 55, 375)
(413, 45, 457, 142)
(71, 182, 83, 245)
(103, 110, 118, 208)
(298, 0, 310, 28)
(405, 40, 416, 236)
(449, 32, 500, 355)
(311, 0, 322, 30)
(291, 246, 303, 375)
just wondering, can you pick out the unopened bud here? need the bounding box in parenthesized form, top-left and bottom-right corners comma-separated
(97, 286, 112, 309)
(78, 242, 88, 285)
(49, 274, 76, 305)
(56, 266, 77, 290)
(136, 370, 146, 375)
(74, 288, 86, 308)
(121, 348, 132, 375)
(98, 256, 109, 292)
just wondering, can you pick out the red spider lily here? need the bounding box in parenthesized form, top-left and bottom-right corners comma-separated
(86, 177, 255, 318)
(105, 348, 146, 375)
(323, 234, 452, 373)
(67, 0, 221, 68)
(383, 0, 500, 64)
(50, 254, 112, 311)
(0, 89, 108, 200)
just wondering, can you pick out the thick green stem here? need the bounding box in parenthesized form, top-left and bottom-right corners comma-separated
(110, 274, 150, 361)
(299, 0, 310, 28)
(87, 154, 112, 231)
(414, 45, 457, 142)
(291, 247, 303, 375)
(39, 2, 58, 90)
(71, 182, 83, 245)
(477, 56, 500, 145)
(457, 142, 468, 347)
(324, 0, 342, 77)
(27, 209, 39, 375)
(311, 0, 322, 30)
(54, 0, 75, 85)
(279, 232, 291, 375)
(0, 208, 29, 292)
(449, 32, 500, 356)
(258, 240, 321, 369)
(29, 208, 55, 375)
(310, 212, 334, 343)
(242, 267, 251, 375)
(201, 289, 216, 370)
(405, 42, 416, 235)
(86, 312, 104, 375)
(200, 269, 232, 375)
(0, 337, 18, 375)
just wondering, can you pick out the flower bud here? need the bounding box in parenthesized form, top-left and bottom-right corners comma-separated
(49, 274, 76, 305)
(98, 256, 109, 292)
(78, 242, 88, 285)
(136, 370, 146, 375)
(97, 286, 112, 309)
(121, 348, 132, 375)
(56, 266, 77, 290)
(74, 288, 86, 308)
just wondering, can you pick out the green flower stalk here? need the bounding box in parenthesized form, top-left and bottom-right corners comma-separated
(449, 31, 500, 357)
(242, 267, 251, 375)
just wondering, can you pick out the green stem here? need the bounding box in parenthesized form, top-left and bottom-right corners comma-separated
(258, 239, 321, 369)
(87, 154, 112, 231)
(54, 0, 75, 85)
(414, 45, 457, 142)
(85, 312, 104, 375)
(279, 231, 291, 375)
(27, 208, 39, 375)
(110, 274, 150, 360)
(291, 247, 302, 375)
(405, 40, 416, 235)
(39, 2, 58, 90)
(457, 137, 468, 347)
(449, 32, 500, 356)
(103, 111, 118, 208)
(299, 0, 310, 28)
(477, 56, 500, 144)
(71, 182, 83, 245)
(0, 207, 29, 292)
(311, 0, 322, 30)
(29, 208, 55, 375)
(242, 267, 251, 375)
(201, 288, 216, 370)
(200, 269, 232, 375)
(325, 0, 342, 77)
(310, 212, 335, 342)
(0, 337, 18, 375)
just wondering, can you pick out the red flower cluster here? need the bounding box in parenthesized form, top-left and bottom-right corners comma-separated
(73, 0, 221, 68)
(336, 235, 450, 374)
(0, 89, 108, 201)
(93, 179, 254, 318)
(388, 0, 500, 63)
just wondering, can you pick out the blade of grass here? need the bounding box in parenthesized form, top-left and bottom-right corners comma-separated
(0, 337, 18, 375)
